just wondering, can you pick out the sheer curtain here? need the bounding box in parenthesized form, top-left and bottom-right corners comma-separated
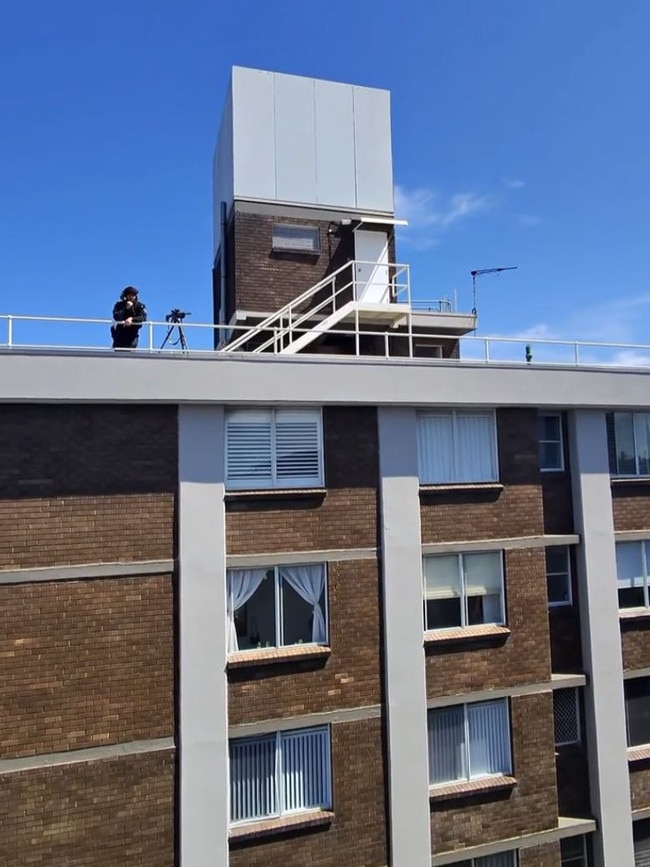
(227, 569, 268, 652)
(279, 564, 327, 643)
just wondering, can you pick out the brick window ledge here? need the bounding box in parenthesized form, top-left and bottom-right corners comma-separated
(225, 487, 326, 501)
(429, 776, 516, 802)
(419, 482, 504, 494)
(227, 645, 331, 668)
(611, 476, 650, 486)
(619, 608, 650, 622)
(424, 625, 511, 645)
(229, 809, 334, 842)
(628, 746, 650, 763)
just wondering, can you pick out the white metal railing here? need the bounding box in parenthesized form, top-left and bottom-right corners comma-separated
(221, 259, 412, 354)
(3, 313, 650, 371)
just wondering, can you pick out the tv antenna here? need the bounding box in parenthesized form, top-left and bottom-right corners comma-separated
(470, 266, 518, 316)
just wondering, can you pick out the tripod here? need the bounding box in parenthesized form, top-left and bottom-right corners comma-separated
(159, 313, 189, 352)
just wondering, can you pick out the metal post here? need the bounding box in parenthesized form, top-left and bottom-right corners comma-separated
(484, 339, 490, 363)
(355, 308, 360, 356)
(384, 331, 389, 358)
(7, 316, 13, 347)
(148, 320, 154, 351)
(575, 343, 580, 366)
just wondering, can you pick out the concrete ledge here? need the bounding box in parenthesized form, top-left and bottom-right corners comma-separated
(227, 547, 376, 567)
(228, 810, 333, 842)
(226, 487, 326, 500)
(620, 608, 650, 622)
(628, 746, 650, 763)
(0, 559, 174, 585)
(427, 680, 554, 708)
(422, 534, 579, 555)
(424, 625, 510, 645)
(227, 644, 331, 668)
(429, 775, 516, 802)
(615, 530, 650, 542)
(550, 673, 588, 689)
(420, 482, 504, 493)
(229, 704, 381, 738)
(0, 737, 175, 775)
(625, 667, 650, 680)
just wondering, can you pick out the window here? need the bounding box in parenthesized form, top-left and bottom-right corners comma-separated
(456, 854, 516, 867)
(227, 564, 327, 653)
(634, 818, 650, 865)
(546, 546, 572, 607)
(539, 413, 564, 471)
(613, 412, 650, 476)
(554, 688, 581, 746)
(229, 726, 331, 824)
(272, 223, 320, 253)
(561, 836, 589, 866)
(428, 699, 512, 786)
(418, 411, 498, 484)
(423, 551, 505, 631)
(625, 678, 650, 748)
(616, 541, 650, 609)
(225, 408, 323, 490)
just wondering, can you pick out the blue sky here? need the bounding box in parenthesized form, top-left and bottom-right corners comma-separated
(1, 0, 649, 351)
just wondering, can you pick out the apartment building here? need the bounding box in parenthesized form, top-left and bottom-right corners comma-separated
(2, 67, 650, 867)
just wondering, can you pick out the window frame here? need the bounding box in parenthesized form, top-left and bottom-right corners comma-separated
(417, 409, 499, 484)
(546, 545, 573, 608)
(553, 688, 581, 747)
(427, 698, 513, 787)
(423, 550, 506, 632)
(229, 725, 332, 825)
(616, 540, 650, 610)
(271, 223, 321, 254)
(539, 412, 565, 472)
(613, 411, 650, 477)
(560, 835, 589, 866)
(225, 407, 324, 491)
(227, 563, 329, 653)
(625, 677, 650, 749)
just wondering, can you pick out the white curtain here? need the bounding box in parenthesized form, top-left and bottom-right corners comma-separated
(279, 564, 327, 643)
(227, 569, 267, 652)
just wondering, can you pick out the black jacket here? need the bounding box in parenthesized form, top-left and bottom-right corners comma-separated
(112, 299, 147, 327)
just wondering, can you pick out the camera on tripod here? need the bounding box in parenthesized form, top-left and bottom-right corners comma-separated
(165, 308, 190, 323)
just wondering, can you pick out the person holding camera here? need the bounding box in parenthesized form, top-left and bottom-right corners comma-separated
(111, 286, 147, 349)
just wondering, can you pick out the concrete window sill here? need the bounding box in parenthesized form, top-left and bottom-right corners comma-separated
(227, 645, 331, 668)
(424, 625, 511, 645)
(225, 487, 326, 501)
(228, 809, 334, 842)
(419, 482, 504, 494)
(628, 746, 650, 763)
(429, 776, 516, 802)
(611, 477, 650, 486)
(619, 608, 650, 622)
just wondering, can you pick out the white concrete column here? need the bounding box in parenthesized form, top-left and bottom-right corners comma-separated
(178, 406, 229, 866)
(568, 410, 633, 866)
(377, 407, 431, 867)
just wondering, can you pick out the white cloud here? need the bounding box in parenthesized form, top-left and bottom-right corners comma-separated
(517, 214, 542, 227)
(394, 185, 494, 247)
(503, 178, 526, 190)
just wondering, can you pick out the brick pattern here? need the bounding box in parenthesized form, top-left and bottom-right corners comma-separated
(519, 842, 561, 866)
(549, 607, 584, 673)
(229, 717, 387, 867)
(622, 621, 650, 671)
(425, 548, 552, 697)
(420, 409, 544, 544)
(0, 575, 174, 759)
(541, 474, 574, 535)
(555, 744, 592, 817)
(0, 405, 177, 570)
(430, 693, 558, 853)
(612, 484, 650, 532)
(229, 559, 381, 723)
(226, 406, 378, 554)
(0, 751, 175, 867)
(630, 764, 650, 811)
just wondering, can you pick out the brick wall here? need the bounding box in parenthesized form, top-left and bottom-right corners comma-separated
(622, 622, 650, 671)
(630, 764, 650, 811)
(229, 558, 381, 723)
(0, 574, 174, 758)
(520, 842, 561, 866)
(0, 751, 175, 866)
(226, 406, 378, 554)
(420, 409, 544, 544)
(229, 717, 388, 867)
(425, 547, 551, 696)
(612, 484, 650, 531)
(431, 693, 558, 853)
(0, 405, 177, 570)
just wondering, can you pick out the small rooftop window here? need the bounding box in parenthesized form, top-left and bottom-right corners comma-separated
(272, 223, 320, 254)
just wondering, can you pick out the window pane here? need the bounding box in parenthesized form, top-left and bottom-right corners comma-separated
(546, 547, 571, 605)
(467, 700, 511, 778)
(477, 854, 516, 867)
(546, 546, 569, 575)
(539, 414, 561, 441)
(456, 414, 496, 482)
(428, 706, 466, 784)
(547, 574, 571, 605)
(626, 678, 650, 747)
(418, 414, 454, 483)
(234, 571, 276, 649)
(540, 441, 562, 470)
(561, 835, 586, 863)
(272, 224, 320, 252)
(424, 556, 461, 630)
(635, 414, 650, 476)
(280, 728, 330, 813)
(230, 735, 277, 822)
(615, 413, 637, 475)
(616, 544, 645, 610)
(465, 553, 503, 625)
(281, 578, 320, 646)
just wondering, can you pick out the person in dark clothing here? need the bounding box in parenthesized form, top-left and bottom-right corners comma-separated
(111, 286, 147, 349)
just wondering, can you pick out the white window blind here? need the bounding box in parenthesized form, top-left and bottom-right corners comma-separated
(226, 408, 323, 490)
(428, 699, 511, 786)
(418, 411, 497, 484)
(229, 727, 331, 824)
(635, 819, 650, 867)
(272, 224, 320, 253)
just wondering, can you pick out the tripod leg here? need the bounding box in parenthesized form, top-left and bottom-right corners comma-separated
(159, 326, 175, 350)
(178, 326, 188, 351)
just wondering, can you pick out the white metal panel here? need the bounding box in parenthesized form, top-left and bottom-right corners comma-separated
(232, 67, 276, 200)
(274, 73, 317, 204)
(314, 80, 356, 208)
(352, 86, 394, 212)
(354, 230, 389, 302)
(212, 84, 234, 255)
